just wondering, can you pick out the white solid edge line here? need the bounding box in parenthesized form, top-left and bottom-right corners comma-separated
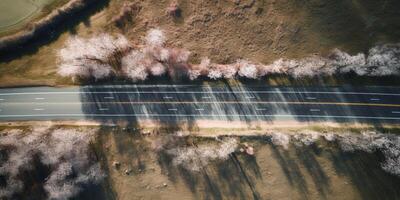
(33, 108, 45, 111)
(2, 91, 400, 96)
(35, 98, 45, 100)
(82, 84, 199, 88)
(1, 114, 400, 120)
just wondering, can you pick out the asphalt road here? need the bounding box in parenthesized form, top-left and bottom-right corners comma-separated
(1, 84, 400, 123)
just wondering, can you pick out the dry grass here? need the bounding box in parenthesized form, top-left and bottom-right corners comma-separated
(1, 0, 400, 87)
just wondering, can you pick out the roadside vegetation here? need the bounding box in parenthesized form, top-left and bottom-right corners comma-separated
(57, 28, 400, 82)
(2, 124, 400, 199)
(1, 0, 400, 87)
(0, 126, 107, 199)
(1, 1, 400, 199)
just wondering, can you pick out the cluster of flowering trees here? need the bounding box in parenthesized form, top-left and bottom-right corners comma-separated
(0, 128, 103, 199)
(166, 138, 238, 171)
(58, 33, 130, 80)
(269, 130, 400, 176)
(58, 28, 400, 82)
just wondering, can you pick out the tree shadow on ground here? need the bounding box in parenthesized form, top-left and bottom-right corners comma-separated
(0, 0, 110, 62)
(76, 80, 400, 138)
(0, 140, 113, 200)
(156, 137, 262, 200)
(325, 142, 400, 200)
(86, 129, 400, 200)
(265, 136, 400, 200)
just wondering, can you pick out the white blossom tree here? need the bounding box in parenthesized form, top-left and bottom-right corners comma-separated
(0, 128, 104, 200)
(237, 59, 259, 79)
(149, 62, 167, 76)
(121, 50, 150, 82)
(57, 34, 130, 80)
(58, 28, 400, 81)
(367, 44, 400, 76)
(145, 28, 166, 47)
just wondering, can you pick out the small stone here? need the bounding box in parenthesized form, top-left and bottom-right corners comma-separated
(143, 130, 151, 135)
(246, 146, 254, 155)
(163, 183, 168, 187)
(112, 161, 121, 169)
(125, 168, 132, 175)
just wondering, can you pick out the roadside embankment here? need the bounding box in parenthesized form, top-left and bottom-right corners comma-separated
(0, 0, 97, 53)
(1, 120, 398, 137)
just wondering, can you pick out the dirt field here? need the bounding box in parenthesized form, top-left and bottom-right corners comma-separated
(0, 0, 400, 87)
(2, 124, 400, 199)
(96, 128, 400, 200)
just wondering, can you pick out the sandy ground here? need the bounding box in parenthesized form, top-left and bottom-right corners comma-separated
(1, 120, 398, 137)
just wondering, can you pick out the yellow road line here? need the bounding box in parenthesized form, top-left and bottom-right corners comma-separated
(3, 101, 400, 107)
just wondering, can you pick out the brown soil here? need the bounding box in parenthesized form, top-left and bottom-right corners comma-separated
(96, 128, 400, 200)
(118, 0, 400, 63)
(1, 0, 400, 87)
(2, 124, 400, 199)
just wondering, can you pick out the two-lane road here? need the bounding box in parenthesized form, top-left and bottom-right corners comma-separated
(1, 84, 400, 123)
